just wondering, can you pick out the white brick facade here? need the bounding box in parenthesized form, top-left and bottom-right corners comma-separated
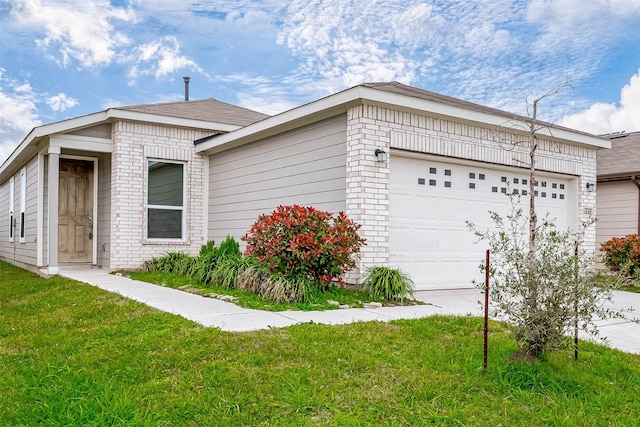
(345, 106, 390, 284)
(110, 120, 211, 269)
(345, 104, 598, 283)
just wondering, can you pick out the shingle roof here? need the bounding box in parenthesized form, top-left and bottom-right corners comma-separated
(117, 98, 270, 126)
(597, 131, 640, 177)
(360, 81, 598, 139)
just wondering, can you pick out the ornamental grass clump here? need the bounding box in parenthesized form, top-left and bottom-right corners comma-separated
(212, 256, 255, 289)
(235, 266, 311, 302)
(190, 236, 243, 284)
(144, 252, 194, 275)
(362, 266, 414, 301)
(242, 205, 366, 289)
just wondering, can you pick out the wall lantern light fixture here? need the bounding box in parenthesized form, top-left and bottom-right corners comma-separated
(374, 148, 388, 163)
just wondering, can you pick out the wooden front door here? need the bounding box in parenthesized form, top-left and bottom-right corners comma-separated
(59, 159, 94, 263)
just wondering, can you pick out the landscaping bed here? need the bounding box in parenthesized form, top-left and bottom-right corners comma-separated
(118, 270, 423, 312)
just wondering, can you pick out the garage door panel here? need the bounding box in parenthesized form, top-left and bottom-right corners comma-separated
(390, 155, 573, 289)
(439, 230, 477, 252)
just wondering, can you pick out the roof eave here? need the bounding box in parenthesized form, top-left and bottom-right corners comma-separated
(0, 107, 244, 183)
(0, 111, 110, 182)
(107, 109, 242, 132)
(597, 171, 640, 182)
(196, 85, 610, 155)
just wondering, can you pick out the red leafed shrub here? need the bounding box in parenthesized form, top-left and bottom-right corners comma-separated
(600, 234, 640, 275)
(242, 205, 366, 286)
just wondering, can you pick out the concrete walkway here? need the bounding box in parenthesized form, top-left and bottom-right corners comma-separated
(59, 266, 640, 355)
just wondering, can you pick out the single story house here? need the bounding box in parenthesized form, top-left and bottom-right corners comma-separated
(596, 130, 640, 249)
(0, 82, 609, 289)
(0, 98, 268, 275)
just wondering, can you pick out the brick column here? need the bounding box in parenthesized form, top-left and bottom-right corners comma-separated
(345, 105, 390, 284)
(578, 154, 597, 259)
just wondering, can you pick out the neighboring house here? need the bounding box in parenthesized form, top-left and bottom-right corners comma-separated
(596, 130, 640, 250)
(0, 82, 608, 289)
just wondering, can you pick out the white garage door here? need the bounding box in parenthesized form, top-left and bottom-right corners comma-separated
(390, 155, 576, 290)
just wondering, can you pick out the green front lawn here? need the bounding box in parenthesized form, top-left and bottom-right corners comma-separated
(2, 260, 640, 426)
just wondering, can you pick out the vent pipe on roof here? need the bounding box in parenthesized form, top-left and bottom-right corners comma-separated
(183, 76, 191, 101)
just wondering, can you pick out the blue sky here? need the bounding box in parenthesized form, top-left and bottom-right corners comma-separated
(1, 0, 640, 164)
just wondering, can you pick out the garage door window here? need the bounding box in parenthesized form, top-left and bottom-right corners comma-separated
(147, 160, 185, 240)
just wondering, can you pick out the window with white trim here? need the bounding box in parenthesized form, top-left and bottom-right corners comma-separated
(20, 168, 26, 243)
(9, 176, 14, 242)
(147, 160, 185, 240)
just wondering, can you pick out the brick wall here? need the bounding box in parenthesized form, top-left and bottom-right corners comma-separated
(110, 120, 212, 269)
(345, 104, 598, 282)
(345, 106, 391, 284)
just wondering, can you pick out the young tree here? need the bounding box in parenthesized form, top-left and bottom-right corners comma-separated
(469, 82, 631, 359)
(468, 196, 622, 359)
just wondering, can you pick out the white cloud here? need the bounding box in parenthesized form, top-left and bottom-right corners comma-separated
(0, 70, 41, 164)
(215, 73, 303, 115)
(236, 94, 297, 116)
(559, 69, 640, 135)
(47, 93, 78, 112)
(10, 0, 135, 68)
(278, 0, 423, 91)
(126, 36, 206, 83)
(527, 0, 640, 53)
(268, 0, 639, 127)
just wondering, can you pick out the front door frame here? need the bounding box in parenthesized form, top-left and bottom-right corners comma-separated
(58, 154, 98, 265)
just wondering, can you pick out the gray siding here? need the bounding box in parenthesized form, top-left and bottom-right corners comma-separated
(208, 115, 347, 245)
(97, 153, 111, 268)
(596, 180, 639, 247)
(43, 159, 48, 265)
(0, 178, 10, 260)
(1, 156, 39, 266)
(68, 123, 112, 139)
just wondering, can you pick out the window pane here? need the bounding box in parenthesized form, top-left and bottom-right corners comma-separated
(148, 161, 183, 206)
(148, 209, 182, 239)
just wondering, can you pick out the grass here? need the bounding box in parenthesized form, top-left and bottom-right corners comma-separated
(621, 280, 640, 294)
(2, 260, 640, 426)
(595, 271, 640, 294)
(122, 270, 405, 311)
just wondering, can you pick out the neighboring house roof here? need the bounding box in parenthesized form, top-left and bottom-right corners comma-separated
(597, 131, 640, 180)
(119, 98, 269, 126)
(196, 81, 610, 154)
(0, 98, 269, 182)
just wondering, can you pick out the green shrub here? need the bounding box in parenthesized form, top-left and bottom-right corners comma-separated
(190, 237, 243, 284)
(362, 266, 414, 301)
(468, 196, 626, 359)
(218, 235, 241, 258)
(199, 240, 216, 257)
(243, 205, 365, 287)
(143, 235, 314, 302)
(144, 238, 243, 286)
